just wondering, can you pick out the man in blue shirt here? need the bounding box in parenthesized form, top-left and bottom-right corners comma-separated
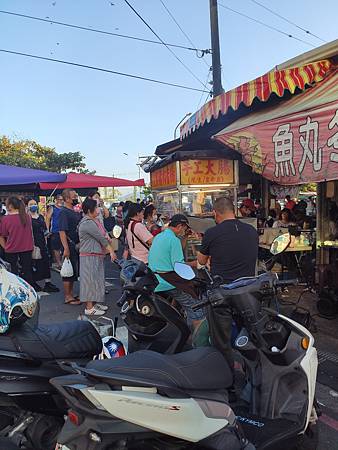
(148, 214, 205, 330)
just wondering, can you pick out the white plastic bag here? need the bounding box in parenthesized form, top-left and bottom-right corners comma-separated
(60, 258, 74, 278)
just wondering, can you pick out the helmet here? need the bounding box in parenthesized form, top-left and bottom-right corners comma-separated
(0, 266, 38, 333)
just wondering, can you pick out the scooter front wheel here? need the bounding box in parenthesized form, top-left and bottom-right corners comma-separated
(294, 422, 319, 450)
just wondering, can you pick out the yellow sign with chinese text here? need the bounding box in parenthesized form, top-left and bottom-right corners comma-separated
(180, 159, 234, 185)
(151, 162, 177, 189)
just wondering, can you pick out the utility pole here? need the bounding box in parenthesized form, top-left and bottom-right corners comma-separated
(209, 0, 223, 97)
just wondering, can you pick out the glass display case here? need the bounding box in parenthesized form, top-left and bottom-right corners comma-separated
(154, 191, 180, 218)
(181, 188, 236, 217)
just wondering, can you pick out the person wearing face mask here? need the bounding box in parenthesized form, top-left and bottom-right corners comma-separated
(144, 204, 162, 237)
(78, 198, 117, 316)
(26, 198, 59, 293)
(58, 189, 82, 305)
(46, 194, 64, 270)
(148, 214, 205, 332)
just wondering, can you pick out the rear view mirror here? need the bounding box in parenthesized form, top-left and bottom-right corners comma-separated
(270, 233, 291, 255)
(112, 225, 123, 239)
(174, 262, 195, 280)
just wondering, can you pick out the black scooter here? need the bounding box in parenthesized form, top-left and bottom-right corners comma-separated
(0, 260, 103, 450)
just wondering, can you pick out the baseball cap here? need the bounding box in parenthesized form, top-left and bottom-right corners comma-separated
(169, 214, 190, 227)
(241, 198, 255, 211)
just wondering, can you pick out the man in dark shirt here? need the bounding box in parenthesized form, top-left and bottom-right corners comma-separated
(197, 197, 258, 372)
(198, 197, 258, 283)
(59, 189, 81, 305)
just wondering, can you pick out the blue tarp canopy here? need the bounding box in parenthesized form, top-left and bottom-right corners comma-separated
(0, 164, 66, 188)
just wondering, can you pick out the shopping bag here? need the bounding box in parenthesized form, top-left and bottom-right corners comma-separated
(60, 258, 74, 278)
(32, 246, 42, 260)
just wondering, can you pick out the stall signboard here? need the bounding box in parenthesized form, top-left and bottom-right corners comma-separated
(215, 102, 338, 185)
(180, 159, 234, 185)
(150, 162, 177, 189)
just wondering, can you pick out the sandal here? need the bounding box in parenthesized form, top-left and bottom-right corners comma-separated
(64, 297, 81, 305)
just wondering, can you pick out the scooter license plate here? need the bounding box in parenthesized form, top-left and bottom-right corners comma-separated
(55, 444, 71, 450)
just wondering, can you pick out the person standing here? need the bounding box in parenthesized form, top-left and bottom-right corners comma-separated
(79, 198, 117, 316)
(58, 189, 82, 305)
(197, 197, 258, 369)
(46, 194, 64, 269)
(26, 198, 59, 293)
(285, 195, 296, 211)
(125, 203, 153, 264)
(144, 204, 162, 237)
(0, 196, 34, 285)
(88, 191, 110, 225)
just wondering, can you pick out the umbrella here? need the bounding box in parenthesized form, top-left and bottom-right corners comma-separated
(39, 172, 145, 191)
(0, 164, 66, 188)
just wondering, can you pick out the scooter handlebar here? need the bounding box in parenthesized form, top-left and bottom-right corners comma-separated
(192, 299, 209, 311)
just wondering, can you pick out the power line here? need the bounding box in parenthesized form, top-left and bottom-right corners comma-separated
(196, 68, 212, 109)
(123, 0, 206, 88)
(158, 0, 210, 67)
(0, 9, 210, 53)
(249, 0, 326, 43)
(218, 3, 316, 48)
(0, 48, 210, 93)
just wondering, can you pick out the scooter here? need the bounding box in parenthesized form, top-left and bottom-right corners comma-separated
(52, 264, 318, 449)
(0, 259, 104, 450)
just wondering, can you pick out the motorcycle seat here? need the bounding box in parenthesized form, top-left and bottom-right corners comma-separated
(1, 320, 102, 360)
(86, 347, 233, 390)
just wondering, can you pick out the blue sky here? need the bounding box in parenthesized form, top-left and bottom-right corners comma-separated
(0, 0, 337, 179)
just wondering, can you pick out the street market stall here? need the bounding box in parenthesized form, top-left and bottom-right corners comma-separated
(150, 157, 238, 218)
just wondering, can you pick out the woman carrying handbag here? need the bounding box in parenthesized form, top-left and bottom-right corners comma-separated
(26, 198, 59, 293)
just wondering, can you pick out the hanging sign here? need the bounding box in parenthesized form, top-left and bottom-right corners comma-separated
(180, 159, 235, 185)
(215, 102, 338, 185)
(150, 162, 177, 189)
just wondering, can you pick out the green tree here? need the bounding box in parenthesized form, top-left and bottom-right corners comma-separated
(0, 136, 88, 173)
(141, 184, 152, 197)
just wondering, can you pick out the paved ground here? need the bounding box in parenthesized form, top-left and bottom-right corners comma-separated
(37, 262, 338, 450)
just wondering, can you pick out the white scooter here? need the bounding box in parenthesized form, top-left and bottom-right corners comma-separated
(52, 235, 318, 450)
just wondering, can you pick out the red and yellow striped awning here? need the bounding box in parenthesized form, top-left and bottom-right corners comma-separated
(180, 59, 332, 139)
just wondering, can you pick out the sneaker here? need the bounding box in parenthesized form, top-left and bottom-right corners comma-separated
(43, 282, 60, 293)
(85, 306, 105, 316)
(96, 304, 108, 311)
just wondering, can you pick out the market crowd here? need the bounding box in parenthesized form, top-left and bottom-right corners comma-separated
(0, 190, 321, 322)
(0, 190, 160, 316)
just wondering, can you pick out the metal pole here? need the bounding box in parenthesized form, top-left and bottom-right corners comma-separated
(209, 0, 223, 97)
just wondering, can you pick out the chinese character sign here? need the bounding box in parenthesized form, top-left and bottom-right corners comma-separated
(150, 163, 177, 189)
(216, 102, 338, 185)
(180, 159, 234, 185)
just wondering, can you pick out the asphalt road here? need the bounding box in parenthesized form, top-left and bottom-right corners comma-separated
(37, 263, 338, 450)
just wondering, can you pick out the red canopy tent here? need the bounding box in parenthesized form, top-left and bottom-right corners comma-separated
(39, 172, 145, 191)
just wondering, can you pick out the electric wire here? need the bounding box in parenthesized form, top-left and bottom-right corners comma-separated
(218, 2, 316, 48)
(196, 68, 213, 109)
(158, 0, 210, 67)
(123, 0, 206, 87)
(0, 48, 210, 93)
(0, 9, 209, 53)
(249, 0, 326, 43)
